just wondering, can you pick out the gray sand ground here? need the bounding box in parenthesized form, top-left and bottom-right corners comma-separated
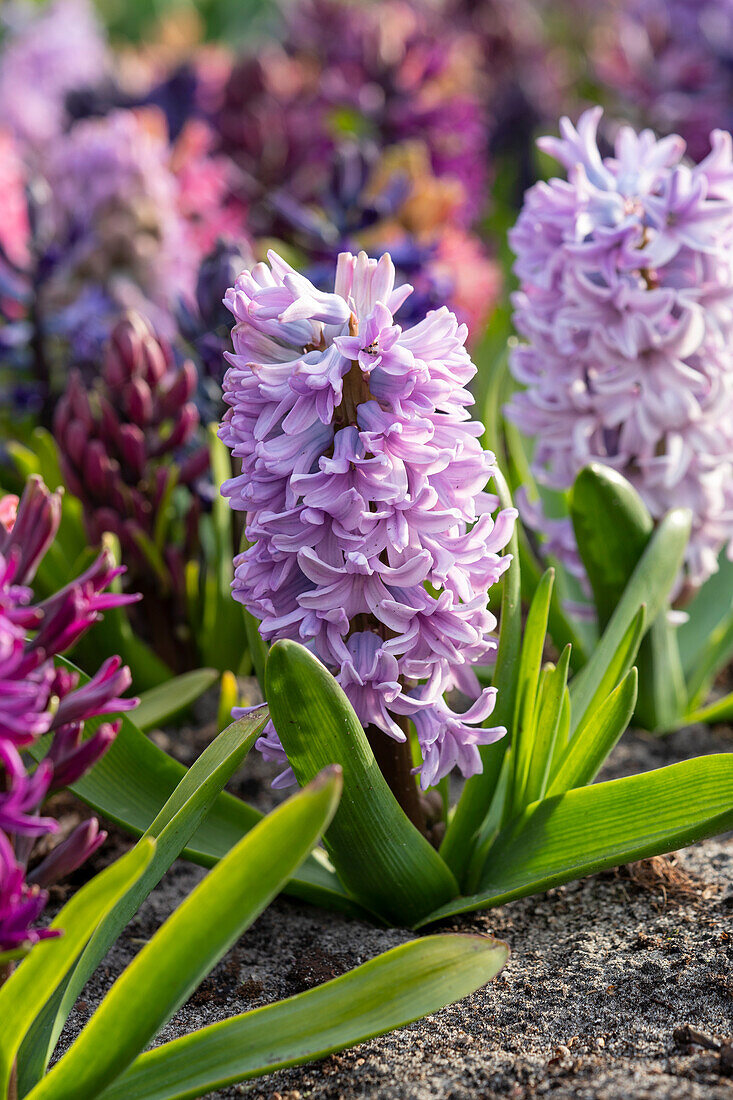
(52, 722, 733, 1099)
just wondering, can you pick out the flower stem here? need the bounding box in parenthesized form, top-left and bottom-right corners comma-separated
(365, 722, 426, 836)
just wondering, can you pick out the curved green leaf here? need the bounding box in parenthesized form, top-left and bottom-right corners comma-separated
(18, 712, 267, 1093)
(95, 935, 509, 1100)
(547, 668, 638, 796)
(0, 841, 155, 1096)
(266, 640, 458, 927)
(27, 770, 343, 1100)
(418, 753, 733, 924)
(571, 464, 653, 630)
(32, 659, 358, 915)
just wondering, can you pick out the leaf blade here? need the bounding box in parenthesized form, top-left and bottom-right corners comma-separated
(266, 640, 457, 927)
(26, 770, 344, 1100)
(94, 935, 509, 1100)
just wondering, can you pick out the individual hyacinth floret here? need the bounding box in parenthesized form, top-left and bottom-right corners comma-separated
(0, 476, 138, 954)
(219, 249, 516, 792)
(508, 107, 733, 590)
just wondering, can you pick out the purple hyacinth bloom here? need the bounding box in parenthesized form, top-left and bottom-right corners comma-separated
(0, 477, 138, 954)
(595, 0, 733, 162)
(220, 249, 516, 790)
(0, 0, 108, 151)
(0, 832, 60, 951)
(508, 108, 733, 590)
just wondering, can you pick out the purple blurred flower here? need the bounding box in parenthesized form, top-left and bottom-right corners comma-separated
(508, 107, 733, 589)
(595, 0, 733, 161)
(220, 248, 515, 790)
(0, 0, 108, 152)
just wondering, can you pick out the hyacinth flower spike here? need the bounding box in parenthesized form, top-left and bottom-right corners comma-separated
(505, 108, 733, 731)
(219, 249, 517, 831)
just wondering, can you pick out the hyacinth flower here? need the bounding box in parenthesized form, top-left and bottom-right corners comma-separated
(219, 248, 516, 827)
(503, 107, 733, 730)
(0, 476, 138, 959)
(53, 311, 209, 670)
(594, 0, 733, 162)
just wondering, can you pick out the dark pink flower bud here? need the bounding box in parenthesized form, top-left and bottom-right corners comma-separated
(28, 819, 107, 889)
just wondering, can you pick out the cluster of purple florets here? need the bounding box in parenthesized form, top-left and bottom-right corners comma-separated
(220, 249, 516, 789)
(509, 107, 733, 590)
(0, 478, 137, 953)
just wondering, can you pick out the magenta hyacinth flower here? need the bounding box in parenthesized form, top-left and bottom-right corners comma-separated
(508, 108, 733, 591)
(220, 249, 516, 790)
(0, 477, 138, 954)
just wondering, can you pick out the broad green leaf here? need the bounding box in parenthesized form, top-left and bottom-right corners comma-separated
(547, 669, 638, 797)
(511, 568, 554, 810)
(440, 469, 519, 880)
(95, 934, 509, 1100)
(685, 689, 733, 726)
(568, 508, 691, 736)
(571, 464, 653, 630)
(30, 659, 358, 915)
(18, 713, 267, 1092)
(418, 754, 733, 923)
(27, 770, 344, 1100)
(266, 640, 458, 927)
(464, 750, 512, 894)
(524, 645, 571, 805)
(134, 668, 220, 731)
(0, 841, 155, 1096)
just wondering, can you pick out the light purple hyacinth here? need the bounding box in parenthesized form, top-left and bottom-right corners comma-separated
(508, 108, 733, 590)
(220, 249, 516, 790)
(0, 0, 108, 151)
(0, 477, 138, 955)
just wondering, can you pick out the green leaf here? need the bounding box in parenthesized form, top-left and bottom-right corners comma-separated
(418, 754, 733, 923)
(685, 689, 733, 727)
(684, 614, 733, 713)
(678, 552, 733, 676)
(0, 841, 155, 1096)
(440, 469, 519, 880)
(634, 613, 687, 732)
(95, 935, 509, 1100)
(266, 640, 458, 927)
(547, 669, 638, 797)
(571, 464, 653, 630)
(30, 659, 358, 915)
(568, 508, 691, 737)
(511, 568, 554, 810)
(524, 645, 572, 805)
(26, 770, 344, 1100)
(568, 604, 645, 743)
(18, 713, 266, 1092)
(134, 668, 220, 731)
